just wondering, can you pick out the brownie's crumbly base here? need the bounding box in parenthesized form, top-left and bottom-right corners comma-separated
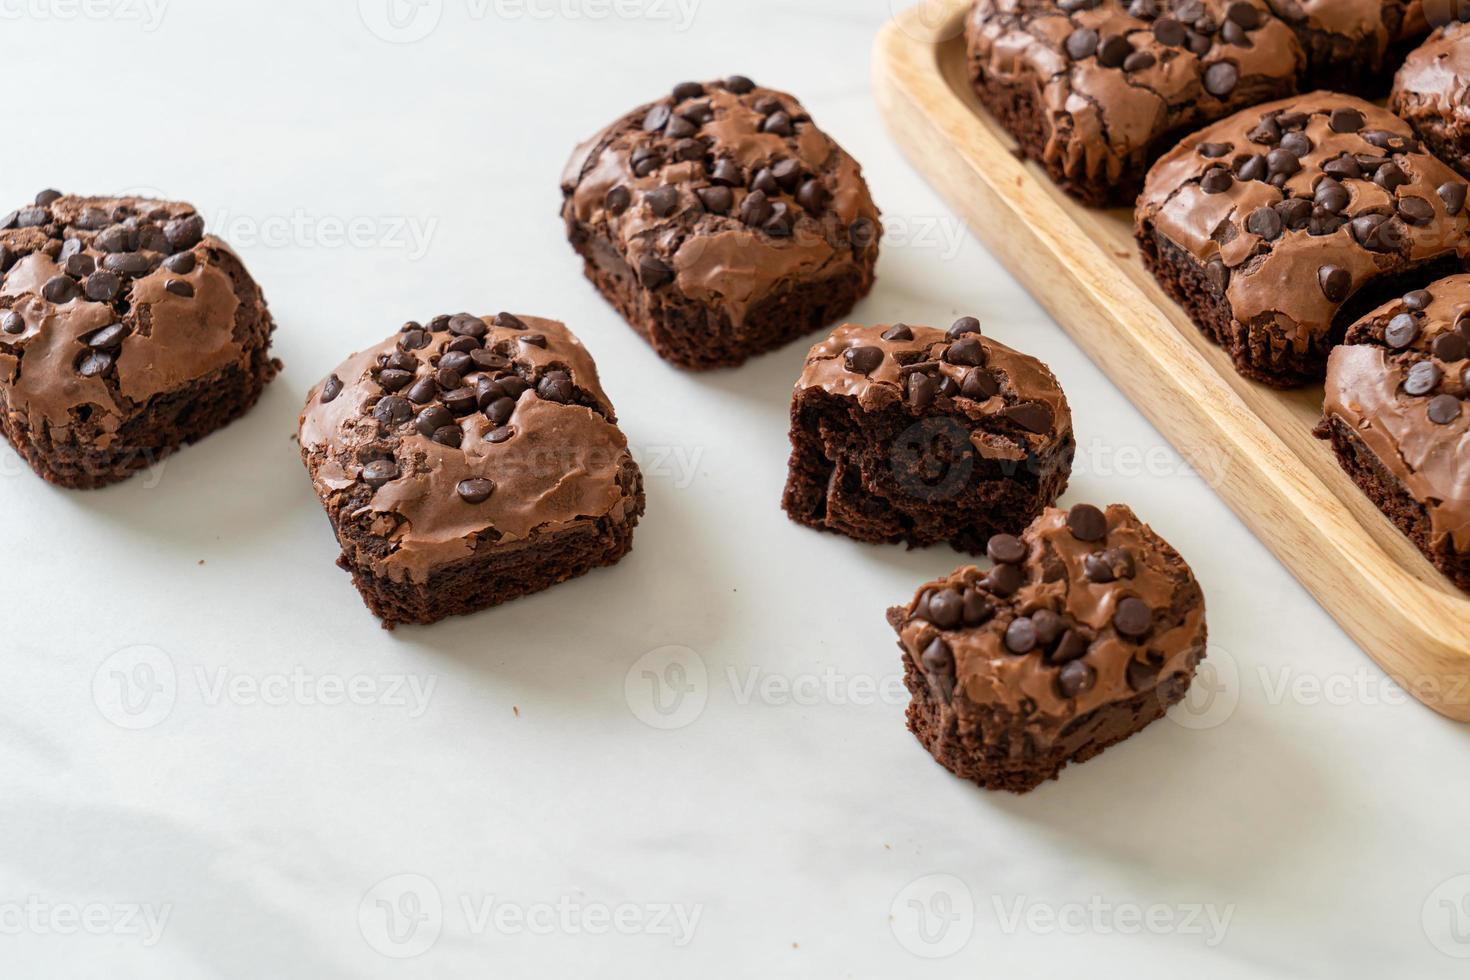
(1138, 226, 1466, 386)
(782, 387, 1073, 554)
(0, 246, 279, 489)
(567, 220, 875, 371)
(1295, 29, 1397, 97)
(898, 631, 1201, 794)
(1316, 414, 1470, 591)
(331, 465, 647, 629)
(1399, 112, 1470, 183)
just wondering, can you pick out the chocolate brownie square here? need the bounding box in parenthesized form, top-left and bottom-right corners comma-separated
(299, 314, 645, 628)
(782, 319, 1073, 554)
(561, 76, 881, 369)
(890, 503, 1207, 793)
(1317, 277, 1470, 591)
(1137, 93, 1470, 386)
(1268, 0, 1417, 94)
(965, 0, 1307, 207)
(1391, 20, 1470, 179)
(0, 191, 278, 488)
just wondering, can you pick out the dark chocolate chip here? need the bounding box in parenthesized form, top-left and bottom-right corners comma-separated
(948, 316, 982, 339)
(645, 186, 680, 218)
(985, 562, 1024, 597)
(42, 276, 78, 303)
(1153, 17, 1187, 45)
(945, 337, 986, 367)
(1237, 154, 1269, 182)
(1123, 50, 1156, 72)
(1051, 630, 1088, 665)
(1385, 313, 1420, 349)
(1199, 142, 1231, 159)
(639, 255, 674, 289)
(1065, 27, 1099, 60)
(1404, 361, 1442, 397)
(76, 350, 114, 377)
(361, 460, 400, 488)
(844, 346, 884, 375)
(725, 75, 756, 94)
(485, 426, 514, 444)
(1439, 182, 1468, 217)
(605, 186, 631, 215)
(1246, 206, 1283, 241)
(373, 395, 413, 426)
(442, 387, 479, 415)
(1329, 107, 1365, 134)
(87, 323, 129, 349)
(1067, 503, 1107, 542)
(485, 396, 517, 425)
(710, 159, 742, 186)
(642, 104, 671, 133)
(906, 372, 936, 410)
(1433, 333, 1468, 363)
(1427, 395, 1461, 425)
(164, 279, 194, 298)
(35, 189, 62, 206)
(963, 591, 994, 626)
(537, 373, 574, 403)
(1397, 196, 1435, 227)
(1403, 289, 1433, 311)
(378, 369, 414, 392)
(761, 111, 794, 136)
(321, 375, 344, 403)
(406, 377, 438, 404)
(796, 180, 829, 213)
(162, 252, 196, 275)
(1057, 661, 1096, 698)
(456, 478, 496, 504)
(1318, 265, 1352, 303)
(1203, 61, 1239, 97)
(1200, 168, 1234, 194)
(1206, 258, 1230, 292)
(1375, 163, 1410, 194)
(1, 312, 23, 334)
(1279, 132, 1312, 157)
(961, 369, 999, 400)
(882, 323, 914, 342)
(1114, 597, 1153, 637)
(1001, 402, 1054, 433)
(415, 405, 453, 437)
(927, 589, 963, 629)
(697, 186, 733, 214)
(987, 534, 1026, 565)
(1005, 618, 1038, 654)
(1097, 35, 1133, 68)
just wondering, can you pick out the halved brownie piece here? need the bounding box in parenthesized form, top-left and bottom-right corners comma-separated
(299, 314, 645, 627)
(0, 191, 278, 488)
(1137, 93, 1470, 386)
(889, 503, 1208, 793)
(782, 319, 1073, 554)
(1317, 276, 1469, 591)
(1391, 20, 1470, 180)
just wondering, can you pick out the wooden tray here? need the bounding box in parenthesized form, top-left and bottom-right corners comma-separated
(873, 0, 1470, 720)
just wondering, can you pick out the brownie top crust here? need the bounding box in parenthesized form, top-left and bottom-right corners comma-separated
(299, 315, 637, 585)
(560, 77, 881, 328)
(966, 0, 1306, 190)
(1392, 21, 1470, 120)
(891, 504, 1206, 724)
(1139, 93, 1470, 356)
(796, 320, 1073, 461)
(1325, 276, 1470, 553)
(0, 192, 260, 439)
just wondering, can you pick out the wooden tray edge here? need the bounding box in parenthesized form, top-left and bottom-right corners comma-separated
(872, 3, 1470, 720)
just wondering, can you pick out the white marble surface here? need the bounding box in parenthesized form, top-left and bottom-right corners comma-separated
(3, 1, 1469, 976)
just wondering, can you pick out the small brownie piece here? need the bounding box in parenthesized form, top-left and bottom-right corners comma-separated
(965, 0, 1307, 206)
(561, 77, 882, 369)
(1266, 0, 1416, 94)
(299, 314, 645, 628)
(1391, 21, 1470, 179)
(889, 503, 1207, 793)
(0, 191, 278, 488)
(1316, 276, 1470, 590)
(782, 319, 1073, 554)
(1137, 93, 1470, 386)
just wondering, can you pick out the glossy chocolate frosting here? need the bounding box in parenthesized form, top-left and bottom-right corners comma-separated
(299, 315, 643, 585)
(0, 193, 273, 446)
(796, 321, 1072, 462)
(966, 0, 1306, 197)
(561, 78, 881, 328)
(893, 504, 1207, 736)
(1139, 93, 1470, 367)
(1323, 276, 1470, 556)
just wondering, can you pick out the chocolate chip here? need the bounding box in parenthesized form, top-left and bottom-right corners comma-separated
(987, 534, 1026, 565)
(1246, 206, 1283, 241)
(1199, 142, 1231, 159)
(1031, 609, 1064, 646)
(321, 375, 344, 403)
(1127, 658, 1163, 692)
(1005, 618, 1038, 654)
(378, 368, 414, 392)
(1205, 258, 1230, 292)
(985, 562, 1024, 597)
(1318, 265, 1352, 303)
(1065, 27, 1099, 60)
(538, 373, 574, 403)
(451, 478, 494, 504)
(103, 253, 153, 276)
(639, 255, 674, 289)
(1, 312, 23, 334)
(1057, 661, 1096, 698)
(1203, 61, 1239, 97)
(1200, 168, 1234, 194)
(442, 387, 479, 414)
(697, 186, 733, 214)
(82, 271, 121, 303)
(405, 377, 438, 404)
(162, 214, 204, 251)
(1397, 196, 1435, 227)
(1279, 132, 1312, 157)
(645, 186, 680, 218)
(485, 426, 514, 444)
(882, 323, 914, 342)
(1403, 290, 1433, 311)
(164, 279, 194, 298)
(1050, 630, 1088, 665)
(710, 159, 742, 187)
(843, 346, 884, 375)
(605, 186, 631, 215)
(362, 459, 400, 488)
(927, 589, 963, 629)
(663, 115, 696, 140)
(945, 337, 986, 366)
(963, 591, 994, 626)
(1097, 35, 1133, 68)
(162, 252, 196, 275)
(41, 276, 78, 303)
(1323, 156, 1362, 181)
(87, 323, 129, 349)
(1315, 180, 1349, 214)
(906, 372, 936, 410)
(761, 111, 794, 136)
(1266, 148, 1301, 177)
(725, 75, 755, 94)
(642, 104, 671, 133)
(1427, 394, 1462, 425)
(1084, 549, 1125, 583)
(1405, 361, 1442, 397)
(412, 405, 451, 437)
(1385, 313, 1420, 348)
(948, 316, 982, 339)
(15, 208, 48, 228)
(1439, 182, 1468, 217)
(62, 251, 94, 279)
(1001, 402, 1054, 433)
(1153, 17, 1187, 45)
(961, 369, 999, 400)
(485, 396, 517, 425)
(1114, 597, 1153, 637)
(1350, 213, 1394, 252)
(1329, 107, 1365, 134)
(373, 395, 413, 426)
(1433, 333, 1468, 363)
(1237, 154, 1268, 182)
(1375, 163, 1410, 194)
(1123, 50, 1156, 72)
(1067, 503, 1107, 542)
(76, 350, 114, 377)
(796, 180, 829, 213)
(34, 189, 61, 206)
(1226, 1, 1260, 27)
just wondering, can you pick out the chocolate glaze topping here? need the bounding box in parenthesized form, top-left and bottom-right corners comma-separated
(893, 503, 1207, 732)
(561, 77, 882, 328)
(1323, 275, 1470, 555)
(299, 315, 641, 585)
(0, 193, 273, 444)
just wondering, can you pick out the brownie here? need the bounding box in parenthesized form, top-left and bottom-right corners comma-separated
(1316, 276, 1470, 591)
(0, 191, 278, 488)
(1391, 20, 1470, 179)
(782, 319, 1074, 554)
(1137, 93, 1470, 386)
(889, 503, 1207, 794)
(560, 77, 882, 369)
(1266, 0, 1417, 93)
(964, 0, 1308, 207)
(299, 314, 645, 628)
